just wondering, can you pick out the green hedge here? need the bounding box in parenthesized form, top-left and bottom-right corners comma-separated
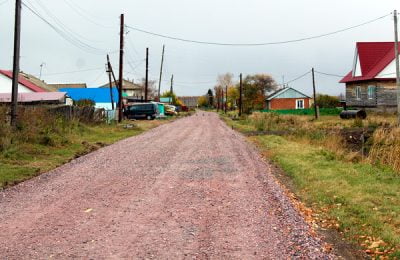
(259, 108, 343, 116)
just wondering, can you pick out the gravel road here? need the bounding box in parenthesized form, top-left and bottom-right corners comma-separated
(0, 112, 331, 259)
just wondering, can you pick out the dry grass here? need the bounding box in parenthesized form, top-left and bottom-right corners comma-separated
(369, 127, 400, 172)
(224, 111, 400, 173)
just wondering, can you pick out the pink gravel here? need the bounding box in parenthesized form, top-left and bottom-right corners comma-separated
(0, 112, 332, 259)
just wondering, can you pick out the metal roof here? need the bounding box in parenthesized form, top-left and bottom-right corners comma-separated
(0, 92, 67, 103)
(266, 87, 310, 100)
(0, 70, 47, 92)
(340, 42, 398, 83)
(59, 88, 119, 103)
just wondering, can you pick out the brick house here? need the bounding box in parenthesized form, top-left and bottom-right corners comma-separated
(340, 42, 399, 110)
(266, 87, 311, 110)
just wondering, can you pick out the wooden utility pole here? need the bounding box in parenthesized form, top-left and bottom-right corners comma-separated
(118, 14, 124, 122)
(225, 85, 228, 113)
(170, 74, 174, 104)
(311, 68, 319, 119)
(106, 55, 115, 110)
(158, 45, 165, 101)
(394, 10, 400, 124)
(145, 47, 149, 102)
(10, 0, 22, 127)
(239, 73, 243, 116)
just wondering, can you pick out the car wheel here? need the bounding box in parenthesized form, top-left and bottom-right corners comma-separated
(146, 115, 152, 120)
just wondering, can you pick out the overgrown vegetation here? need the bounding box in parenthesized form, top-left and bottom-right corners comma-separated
(221, 111, 400, 258)
(0, 106, 167, 188)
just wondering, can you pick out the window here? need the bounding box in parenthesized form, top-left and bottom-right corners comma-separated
(355, 86, 362, 100)
(296, 99, 304, 109)
(368, 86, 376, 99)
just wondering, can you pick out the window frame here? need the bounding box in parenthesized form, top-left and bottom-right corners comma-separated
(296, 99, 305, 109)
(355, 86, 362, 100)
(367, 85, 376, 100)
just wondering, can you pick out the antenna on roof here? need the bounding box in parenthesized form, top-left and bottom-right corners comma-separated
(39, 62, 45, 79)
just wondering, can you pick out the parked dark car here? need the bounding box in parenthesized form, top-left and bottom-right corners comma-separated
(124, 103, 159, 120)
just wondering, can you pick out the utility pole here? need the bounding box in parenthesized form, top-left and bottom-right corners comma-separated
(158, 45, 165, 101)
(225, 85, 228, 113)
(312, 68, 319, 119)
(10, 0, 22, 127)
(239, 73, 243, 116)
(145, 47, 149, 102)
(118, 13, 124, 123)
(106, 55, 115, 110)
(170, 74, 174, 104)
(394, 10, 400, 124)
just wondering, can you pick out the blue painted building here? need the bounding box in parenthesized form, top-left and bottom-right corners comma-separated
(59, 87, 119, 110)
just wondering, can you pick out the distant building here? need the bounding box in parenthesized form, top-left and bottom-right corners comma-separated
(0, 92, 71, 106)
(0, 70, 47, 93)
(100, 79, 142, 97)
(179, 96, 200, 108)
(60, 88, 119, 110)
(48, 83, 87, 90)
(340, 42, 399, 110)
(266, 87, 311, 110)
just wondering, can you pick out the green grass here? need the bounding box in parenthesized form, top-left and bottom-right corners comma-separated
(0, 120, 167, 189)
(260, 107, 343, 116)
(252, 135, 400, 256)
(221, 114, 400, 257)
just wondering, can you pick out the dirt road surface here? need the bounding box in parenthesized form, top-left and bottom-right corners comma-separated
(0, 112, 331, 259)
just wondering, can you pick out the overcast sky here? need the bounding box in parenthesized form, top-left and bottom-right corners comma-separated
(0, 0, 399, 96)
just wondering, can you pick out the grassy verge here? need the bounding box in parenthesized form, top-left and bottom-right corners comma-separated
(222, 113, 400, 258)
(0, 119, 169, 189)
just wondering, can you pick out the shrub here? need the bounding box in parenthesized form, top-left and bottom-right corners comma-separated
(74, 99, 95, 107)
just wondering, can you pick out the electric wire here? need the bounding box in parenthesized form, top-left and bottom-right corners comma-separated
(314, 70, 345, 78)
(61, 0, 114, 29)
(31, 0, 104, 44)
(22, 1, 109, 55)
(125, 13, 391, 46)
(41, 67, 104, 76)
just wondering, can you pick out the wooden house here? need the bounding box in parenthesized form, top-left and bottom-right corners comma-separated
(266, 87, 311, 110)
(340, 42, 399, 110)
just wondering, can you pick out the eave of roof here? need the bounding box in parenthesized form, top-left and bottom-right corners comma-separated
(0, 70, 47, 92)
(340, 42, 397, 84)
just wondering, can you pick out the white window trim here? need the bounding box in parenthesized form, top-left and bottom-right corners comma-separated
(296, 99, 305, 109)
(355, 86, 361, 100)
(368, 85, 375, 100)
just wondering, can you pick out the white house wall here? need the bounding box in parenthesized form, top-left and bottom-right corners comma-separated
(377, 59, 396, 78)
(95, 102, 114, 110)
(353, 54, 362, 77)
(0, 74, 33, 93)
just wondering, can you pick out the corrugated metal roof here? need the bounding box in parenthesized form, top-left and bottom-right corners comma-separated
(0, 92, 67, 102)
(340, 42, 398, 83)
(59, 88, 119, 103)
(266, 87, 310, 100)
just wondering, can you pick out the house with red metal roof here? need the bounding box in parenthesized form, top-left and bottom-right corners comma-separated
(0, 70, 47, 93)
(340, 42, 398, 110)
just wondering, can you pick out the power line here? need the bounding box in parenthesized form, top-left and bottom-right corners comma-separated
(126, 13, 391, 46)
(314, 70, 345, 78)
(282, 70, 312, 86)
(61, 0, 114, 29)
(41, 67, 104, 76)
(22, 1, 109, 55)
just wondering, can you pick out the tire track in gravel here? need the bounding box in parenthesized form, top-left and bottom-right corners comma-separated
(0, 112, 332, 259)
